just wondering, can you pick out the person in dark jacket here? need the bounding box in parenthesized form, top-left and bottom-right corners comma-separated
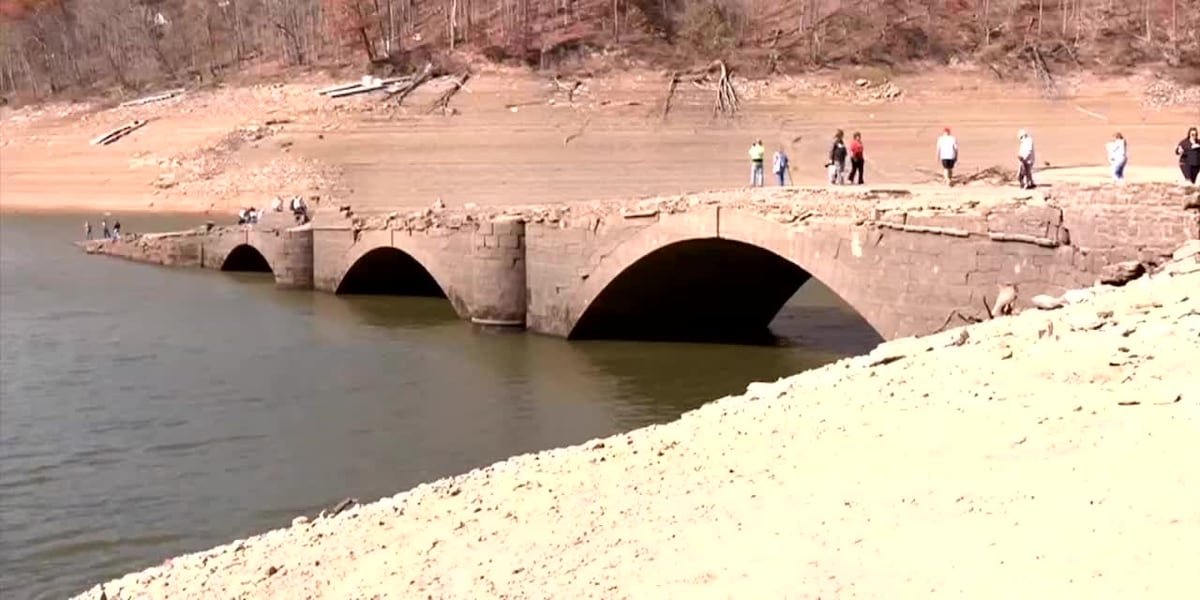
(827, 130, 848, 185)
(1177, 127, 1200, 184)
(848, 132, 865, 185)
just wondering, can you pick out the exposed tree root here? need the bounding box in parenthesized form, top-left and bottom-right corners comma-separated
(429, 72, 470, 115)
(563, 118, 590, 146)
(553, 76, 583, 103)
(660, 60, 740, 121)
(384, 63, 434, 104)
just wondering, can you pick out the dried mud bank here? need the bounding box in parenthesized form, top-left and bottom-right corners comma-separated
(75, 244, 1199, 600)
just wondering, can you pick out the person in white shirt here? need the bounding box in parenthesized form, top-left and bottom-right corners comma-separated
(1017, 129, 1036, 189)
(1106, 132, 1128, 183)
(936, 128, 958, 187)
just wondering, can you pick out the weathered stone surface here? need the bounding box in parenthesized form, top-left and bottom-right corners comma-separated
(80, 184, 1200, 342)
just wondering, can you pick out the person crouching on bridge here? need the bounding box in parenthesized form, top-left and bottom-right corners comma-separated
(749, 139, 766, 187)
(1017, 129, 1036, 190)
(772, 146, 790, 186)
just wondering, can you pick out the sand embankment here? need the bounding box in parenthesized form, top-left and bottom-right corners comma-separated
(3, 69, 1198, 216)
(72, 243, 1200, 599)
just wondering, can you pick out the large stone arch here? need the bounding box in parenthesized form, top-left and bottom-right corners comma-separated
(566, 208, 887, 341)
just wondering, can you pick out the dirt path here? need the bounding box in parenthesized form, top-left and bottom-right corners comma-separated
(70, 243, 1200, 600)
(3, 68, 1197, 216)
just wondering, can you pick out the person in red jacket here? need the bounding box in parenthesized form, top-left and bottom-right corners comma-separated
(847, 131, 865, 185)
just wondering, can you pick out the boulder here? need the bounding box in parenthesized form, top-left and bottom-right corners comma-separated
(1099, 260, 1145, 286)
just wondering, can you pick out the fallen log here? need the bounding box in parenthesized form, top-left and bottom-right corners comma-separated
(328, 82, 393, 98)
(90, 120, 149, 146)
(118, 89, 184, 108)
(319, 76, 408, 96)
(316, 81, 364, 96)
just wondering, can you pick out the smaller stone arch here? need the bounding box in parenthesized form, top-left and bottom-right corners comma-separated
(335, 246, 446, 298)
(220, 244, 273, 273)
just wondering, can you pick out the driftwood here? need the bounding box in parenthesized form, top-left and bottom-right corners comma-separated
(328, 82, 387, 98)
(90, 120, 149, 145)
(322, 76, 409, 98)
(563, 118, 590, 146)
(384, 63, 434, 104)
(429, 72, 471, 114)
(661, 75, 678, 120)
(552, 76, 582, 103)
(119, 89, 184, 107)
(935, 309, 983, 333)
(660, 60, 740, 121)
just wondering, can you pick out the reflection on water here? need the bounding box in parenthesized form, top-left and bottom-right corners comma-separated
(0, 212, 880, 599)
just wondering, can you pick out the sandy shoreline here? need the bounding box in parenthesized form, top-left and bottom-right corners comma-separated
(71, 243, 1200, 599)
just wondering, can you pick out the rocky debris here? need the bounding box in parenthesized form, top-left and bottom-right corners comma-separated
(70, 239, 1199, 600)
(1099, 260, 1145, 286)
(1141, 78, 1200, 110)
(739, 76, 904, 105)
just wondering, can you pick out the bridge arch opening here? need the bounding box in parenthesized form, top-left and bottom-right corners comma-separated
(221, 244, 272, 273)
(336, 247, 446, 297)
(570, 238, 817, 344)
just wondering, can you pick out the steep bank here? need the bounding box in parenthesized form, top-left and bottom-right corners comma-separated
(73, 243, 1200, 599)
(2, 68, 1198, 216)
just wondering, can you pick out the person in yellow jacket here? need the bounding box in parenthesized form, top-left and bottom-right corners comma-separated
(748, 139, 765, 187)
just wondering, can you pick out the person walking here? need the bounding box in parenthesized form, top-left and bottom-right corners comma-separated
(1106, 132, 1128, 183)
(100, 219, 110, 239)
(936, 127, 958, 187)
(848, 131, 865, 185)
(748, 139, 766, 187)
(1177, 127, 1200, 184)
(84, 221, 92, 240)
(828, 130, 848, 185)
(772, 147, 790, 186)
(1017, 129, 1036, 189)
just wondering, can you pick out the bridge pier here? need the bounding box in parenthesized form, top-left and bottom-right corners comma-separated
(470, 217, 527, 327)
(271, 227, 314, 289)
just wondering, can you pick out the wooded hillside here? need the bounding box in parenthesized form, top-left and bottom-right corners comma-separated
(2, 0, 1197, 99)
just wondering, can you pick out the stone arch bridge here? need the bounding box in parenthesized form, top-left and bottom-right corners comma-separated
(83, 184, 1200, 342)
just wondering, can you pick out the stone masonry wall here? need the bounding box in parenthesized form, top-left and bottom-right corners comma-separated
(82, 183, 1200, 342)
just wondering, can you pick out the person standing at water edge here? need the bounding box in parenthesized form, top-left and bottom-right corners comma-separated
(748, 139, 765, 187)
(1106, 132, 1128, 183)
(828, 130, 848, 185)
(1177, 127, 1200, 184)
(848, 132, 865, 185)
(936, 128, 958, 186)
(84, 221, 92, 240)
(100, 219, 109, 239)
(1017, 129, 1036, 190)
(772, 147, 790, 186)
